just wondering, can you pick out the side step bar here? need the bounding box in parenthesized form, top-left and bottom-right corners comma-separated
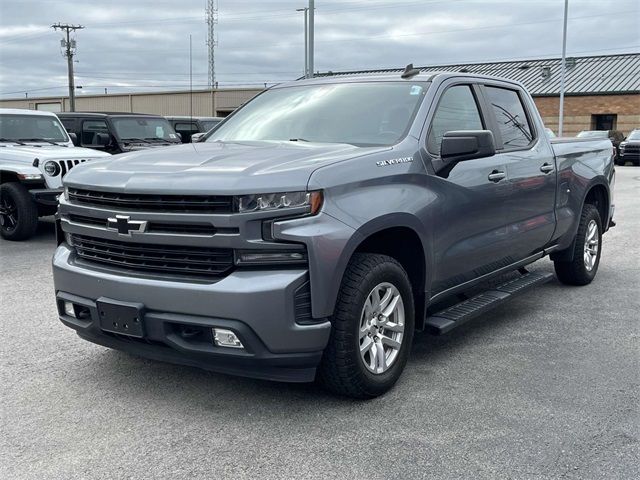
(425, 271, 555, 335)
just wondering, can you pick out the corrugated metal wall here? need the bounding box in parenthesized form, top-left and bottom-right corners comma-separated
(0, 89, 262, 116)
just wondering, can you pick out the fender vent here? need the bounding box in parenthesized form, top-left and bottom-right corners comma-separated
(294, 280, 314, 325)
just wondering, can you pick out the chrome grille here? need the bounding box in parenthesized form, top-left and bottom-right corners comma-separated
(70, 234, 234, 279)
(67, 188, 234, 213)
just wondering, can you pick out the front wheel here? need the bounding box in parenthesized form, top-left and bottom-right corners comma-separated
(318, 253, 415, 398)
(0, 182, 39, 241)
(554, 204, 602, 285)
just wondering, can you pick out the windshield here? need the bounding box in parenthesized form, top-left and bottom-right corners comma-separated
(201, 120, 221, 132)
(207, 82, 429, 147)
(0, 114, 69, 143)
(112, 117, 180, 143)
(626, 130, 640, 140)
(577, 131, 608, 138)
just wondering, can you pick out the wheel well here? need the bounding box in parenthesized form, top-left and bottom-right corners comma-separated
(0, 170, 19, 184)
(584, 184, 609, 227)
(354, 227, 426, 328)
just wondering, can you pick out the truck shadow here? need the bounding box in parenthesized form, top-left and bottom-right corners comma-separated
(88, 276, 560, 411)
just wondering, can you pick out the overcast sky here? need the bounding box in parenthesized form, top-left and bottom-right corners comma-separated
(0, 0, 638, 98)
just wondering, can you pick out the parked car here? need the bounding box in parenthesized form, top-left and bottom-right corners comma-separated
(166, 116, 224, 143)
(58, 112, 181, 154)
(618, 129, 640, 166)
(577, 129, 625, 160)
(53, 71, 615, 398)
(0, 108, 110, 240)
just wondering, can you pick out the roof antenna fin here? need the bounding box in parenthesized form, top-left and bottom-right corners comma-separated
(401, 63, 420, 79)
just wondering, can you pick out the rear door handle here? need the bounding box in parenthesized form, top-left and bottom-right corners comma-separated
(540, 163, 555, 173)
(488, 170, 506, 182)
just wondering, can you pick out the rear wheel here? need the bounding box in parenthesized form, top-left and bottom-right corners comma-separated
(318, 253, 415, 398)
(554, 204, 602, 285)
(0, 182, 39, 241)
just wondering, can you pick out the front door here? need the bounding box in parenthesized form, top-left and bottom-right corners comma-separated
(425, 83, 511, 295)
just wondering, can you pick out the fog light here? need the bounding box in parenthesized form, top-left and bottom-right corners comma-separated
(212, 328, 244, 349)
(64, 301, 76, 318)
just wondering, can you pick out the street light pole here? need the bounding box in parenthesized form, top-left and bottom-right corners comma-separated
(296, 7, 309, 77)
(308, 0, 314, 78)
(558, 0, 569, 136)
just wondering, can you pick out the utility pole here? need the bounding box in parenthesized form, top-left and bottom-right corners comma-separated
(51, 23, 84, 112)
(206, 0, 218, 88)
(558, 0, 569, 136)
(308, 0, 315, 78)
(296, 7, 309, 78)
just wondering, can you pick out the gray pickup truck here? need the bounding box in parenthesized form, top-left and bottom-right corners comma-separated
(53, 70, 615, 398)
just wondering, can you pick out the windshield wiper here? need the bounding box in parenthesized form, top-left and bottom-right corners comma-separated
(0, 138, 27, 145)
(144, 137, 172, 143)
(18, 138, 61, 145)
(289, 137, 310, 142)
(122, 137, 151, 144)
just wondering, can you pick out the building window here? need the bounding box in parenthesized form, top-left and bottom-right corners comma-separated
(592, 114, 617, 130)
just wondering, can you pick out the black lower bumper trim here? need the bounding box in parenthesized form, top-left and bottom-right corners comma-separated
(30, 188, 62, 207)
(77, 331, 321, 383)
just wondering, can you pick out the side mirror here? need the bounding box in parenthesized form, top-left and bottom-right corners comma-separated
(95, 133, 110, 147)
(191, 132, 205, 143)
(440, 130, 496, 163)
(68, 132, 78, 146)
(175, 132, 182, 141)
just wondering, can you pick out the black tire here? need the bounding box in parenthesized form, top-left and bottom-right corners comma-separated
(0, 182, 39, 241)
(318, 253, 415, 399)
(554, 204, 602, 286)
(616, 158, 625, 166)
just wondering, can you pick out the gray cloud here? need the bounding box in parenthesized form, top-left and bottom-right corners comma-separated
(0, 0, 638, 98)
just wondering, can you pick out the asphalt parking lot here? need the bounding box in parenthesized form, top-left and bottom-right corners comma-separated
(1, 167, 638, 480)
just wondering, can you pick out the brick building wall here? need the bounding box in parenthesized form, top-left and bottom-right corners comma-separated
(534, 94, 640, 136)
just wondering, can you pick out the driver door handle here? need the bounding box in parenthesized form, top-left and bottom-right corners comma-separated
(540, 163, 555, 173)
(488, 170, 506, 182)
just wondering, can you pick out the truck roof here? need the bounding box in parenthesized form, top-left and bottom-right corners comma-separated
(56, 112, 166, 118)
(0, 108, 59, 117)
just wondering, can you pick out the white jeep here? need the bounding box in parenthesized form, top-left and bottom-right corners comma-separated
(0, 108, 110, 240)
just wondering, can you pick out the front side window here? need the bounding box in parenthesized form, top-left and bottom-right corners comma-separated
(427, 85, 484, 155)
(81, 120, 109, 146)
(207, 82, 429, 147)
(0, 114, 69, 142)
(485, 86, 533, 149)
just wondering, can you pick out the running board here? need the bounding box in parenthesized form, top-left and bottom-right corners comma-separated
(425, 271, 555, 335)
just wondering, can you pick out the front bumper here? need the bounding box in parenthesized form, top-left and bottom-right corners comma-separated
(53, 244, 331, 382)
(30, 188, 62, 207)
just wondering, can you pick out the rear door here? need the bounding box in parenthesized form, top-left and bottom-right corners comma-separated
(424, 81, 511, 294)
(480, 83, 557, 260)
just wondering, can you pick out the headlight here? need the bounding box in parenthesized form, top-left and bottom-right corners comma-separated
(237, 190, 323, 214)
(44, 160, 61, 176)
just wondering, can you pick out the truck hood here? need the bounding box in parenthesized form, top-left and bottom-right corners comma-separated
(0, 144, 110, 162)
(64, 141, 390, 194)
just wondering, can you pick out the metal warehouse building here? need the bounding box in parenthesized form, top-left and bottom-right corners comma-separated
(1, 53, 638, 136)
(317, 53, 640, 136)
(0, 88, 262, 118)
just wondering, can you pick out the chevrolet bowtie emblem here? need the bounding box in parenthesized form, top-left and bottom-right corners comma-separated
(106, 215, 148, 236)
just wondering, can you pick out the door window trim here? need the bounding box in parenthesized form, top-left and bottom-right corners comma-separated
(478, 83, 538, 153)
(80, 119, 110, 147)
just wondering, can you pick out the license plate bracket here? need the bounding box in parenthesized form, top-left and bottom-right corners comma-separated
(97, 298, 145, 338)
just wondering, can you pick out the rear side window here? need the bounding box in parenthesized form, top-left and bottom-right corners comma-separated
(485, 86, 533, 149)
(427, 85, 483, 155)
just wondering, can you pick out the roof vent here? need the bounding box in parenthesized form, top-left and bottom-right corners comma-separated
(566, 57, 577, 69)
(401, 63, 421, 79)
(519, 64, 531, 70)
(459, 68, 470, 73)
(540, 66, 552, 79)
